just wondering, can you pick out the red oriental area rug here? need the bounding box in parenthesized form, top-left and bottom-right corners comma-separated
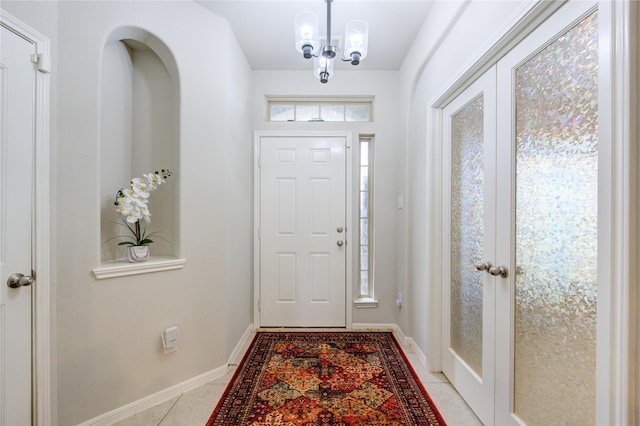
(206, 331, 446, 425)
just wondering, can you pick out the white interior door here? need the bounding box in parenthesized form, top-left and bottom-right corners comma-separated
(442, 2, 600, 425)
(259, 136, 347, 327)
(442, 67, 497, 426)
(495, 3, 599, 424)
(0, 25, 36, 425)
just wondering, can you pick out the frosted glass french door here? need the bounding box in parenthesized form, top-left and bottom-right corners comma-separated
(444, 2, 599, 425)
(495, 2, 598, 424)
(442, 68, 497, 426)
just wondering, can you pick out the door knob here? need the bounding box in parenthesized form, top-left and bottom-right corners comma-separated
(337, 227, 344, 233)
(489, 265, 508, 278)
(476, 261, 492, 271)
(337, 240, 344, 247)
(7, 273, 35, 288)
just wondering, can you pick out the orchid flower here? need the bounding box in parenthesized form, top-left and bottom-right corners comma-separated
(114, 169, 173, 246)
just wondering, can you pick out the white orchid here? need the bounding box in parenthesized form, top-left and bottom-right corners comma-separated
(114, 169, 173, 246)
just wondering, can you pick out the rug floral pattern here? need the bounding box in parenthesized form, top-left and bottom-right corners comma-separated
(207, 332, 445, 425)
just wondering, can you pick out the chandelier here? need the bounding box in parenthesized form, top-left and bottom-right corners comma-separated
(294, 0, 369, 83)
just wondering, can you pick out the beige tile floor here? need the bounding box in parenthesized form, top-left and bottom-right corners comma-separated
(111, 336, 481, 426)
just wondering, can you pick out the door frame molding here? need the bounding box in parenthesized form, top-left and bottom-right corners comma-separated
(0, 10, 52, 425)
(253, 131, 353, 328)
(426, 1, 635, 424)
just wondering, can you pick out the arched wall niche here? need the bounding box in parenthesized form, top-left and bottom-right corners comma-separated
(99, 27, 180, 264)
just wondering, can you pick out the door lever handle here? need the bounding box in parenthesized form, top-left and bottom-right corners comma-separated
(489, 265, 508, 278)
(476, 261, 492, 271)
(7, 273, 35, 288)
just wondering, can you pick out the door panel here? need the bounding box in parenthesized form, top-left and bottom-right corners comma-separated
(0, 25, 35, 425)
(442, 67, 496, 426)
(496, 4, 599, 425)
(260, 137, 346, 327)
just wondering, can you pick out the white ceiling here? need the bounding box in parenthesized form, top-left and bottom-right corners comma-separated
(195, 0, 434, 71)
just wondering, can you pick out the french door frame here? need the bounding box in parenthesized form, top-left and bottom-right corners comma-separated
(0, 10, 52, 425)
(426, 1, 636, 424)
(253, 131, 354, 328)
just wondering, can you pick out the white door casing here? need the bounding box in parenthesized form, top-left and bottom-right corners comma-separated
(256, 134, 350, 327)
(0, 11, 52, 425)
(1, 24, 36, 425)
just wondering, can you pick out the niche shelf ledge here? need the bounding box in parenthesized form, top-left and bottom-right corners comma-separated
(93, 257, 186, 279)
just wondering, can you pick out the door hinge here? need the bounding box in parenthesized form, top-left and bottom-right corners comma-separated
(31, 53, 51, 74)
(258, 299, 261, 311)
(258, 156, 262, 168)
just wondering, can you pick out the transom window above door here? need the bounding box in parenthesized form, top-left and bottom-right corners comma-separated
(267, 97, 373, 122)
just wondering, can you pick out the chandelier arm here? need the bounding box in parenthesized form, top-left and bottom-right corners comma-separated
(316, 48, 358, 64)
(336, 48, 359, 64)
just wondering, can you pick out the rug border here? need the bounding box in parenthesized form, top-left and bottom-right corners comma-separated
(388, 332, 447, 425)
(206, 332, 261, 426)
(207, 331, 447, 426)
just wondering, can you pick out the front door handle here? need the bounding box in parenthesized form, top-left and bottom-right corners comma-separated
(7, 273, 35, 288)
(337, 240, 344, 247)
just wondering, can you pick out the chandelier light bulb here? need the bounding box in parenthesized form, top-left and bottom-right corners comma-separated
(295, 11, 320, 58)
(351, 33, 363, 48)
(344, 19, 369, 65)
(300, 25, 313, 40)
(314, 55, 334, 83)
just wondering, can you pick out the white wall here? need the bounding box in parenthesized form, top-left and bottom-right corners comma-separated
(4, 1, 252, 424)
(251, 70, 406, 326)
(223, 26, 254, 355)
(399, 0, 526, 359)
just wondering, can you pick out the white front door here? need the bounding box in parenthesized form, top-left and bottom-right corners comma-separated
(442, 2, 600, 424)
(0, 25, 36, 425)
(259, 136, 347, 327)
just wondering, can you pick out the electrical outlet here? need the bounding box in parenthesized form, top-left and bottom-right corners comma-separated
(396, 292, 403, 308)
(162, 326, 181, 354)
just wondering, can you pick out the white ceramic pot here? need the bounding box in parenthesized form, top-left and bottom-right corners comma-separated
(127, 245, 150, 263)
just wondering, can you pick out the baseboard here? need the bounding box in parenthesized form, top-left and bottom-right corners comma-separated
(352, 323, 428, 368)
(228, 324, 255, 365)
(405, 336, 427, 367)
(79, 326, 257, 425)
(351, 322, 406, 344)
(80, 323, 414, 425)
(77, 364, 229, 426)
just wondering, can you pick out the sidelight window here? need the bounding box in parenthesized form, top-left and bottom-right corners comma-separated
(356, 136, 375, 305)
